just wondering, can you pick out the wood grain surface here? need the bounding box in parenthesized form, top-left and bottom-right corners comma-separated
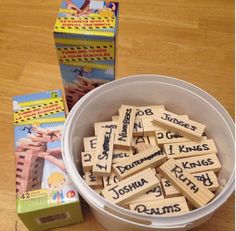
(0, 0, 234, 230)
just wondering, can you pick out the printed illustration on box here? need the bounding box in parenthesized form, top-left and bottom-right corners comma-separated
(48, 172, 66, 204)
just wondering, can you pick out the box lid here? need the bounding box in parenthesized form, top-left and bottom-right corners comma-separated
(54, 0, 119, 37)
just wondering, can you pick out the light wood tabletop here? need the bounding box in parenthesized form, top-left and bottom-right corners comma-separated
(0, 0, 234, 230)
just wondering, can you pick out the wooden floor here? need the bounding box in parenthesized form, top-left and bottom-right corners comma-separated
(0, 0, 234, 230)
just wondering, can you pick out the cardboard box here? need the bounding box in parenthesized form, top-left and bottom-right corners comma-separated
(54, 0, 119, 110)
(13, 90, 83, 231)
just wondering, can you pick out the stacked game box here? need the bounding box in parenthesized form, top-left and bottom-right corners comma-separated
(54, 0, 119, 110)
(13, 90, 83, 231)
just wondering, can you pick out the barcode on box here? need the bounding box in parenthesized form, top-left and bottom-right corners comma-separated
(36, 212, 70, 225)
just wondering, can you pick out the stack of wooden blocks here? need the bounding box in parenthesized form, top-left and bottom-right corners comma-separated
(81, 105, 221, 216)
(15, 146, 46, 195)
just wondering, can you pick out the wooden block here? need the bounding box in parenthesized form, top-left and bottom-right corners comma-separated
(192, 171, 219, 191)
(114, 105, 136, 148)
(135, 105, 165, 118)
(151, 167, 157, 175)
(201, 132, 208, 140)
(112, 115, 119, 121)
(112, 148, 133, 164)
(81, 151, 94, 171)
(164, 139, 217, 159)
(93, 127, 115, 176)
(113, 146, 166, 180)
(161, 177, 182, 198)
(134, 115, 189, 137)
(103, 172, 120, 188)
(94, 121, 117, 136)
(186, 199, 195, 211)
(94, 187, 103, 195)
(151, 168, 164, 182)
(158, 158, 215, 208)
(156, 129, 189, 145)
(155, 129, 207, 145)
(130, 196, 189, 216)
(136, 143, 153, 153)
(132, 135, 157, 154)
(156, 173, 161, 181)
(127, 195, 161, 206)
(143, 183, 164, 199)
(154, 115, 191, 145)
(175, 154, 222, 173)
(101, 168, 159, 205)
(133, 118, 163, 136)
(153, 111, 206, 141)
(132, 118, 144, 136)
(125, 183, 164, 205)
(83, 136, 97, 151)
(84, 170, 103, 188)
(132, 135, 157, 146)
(161, 170, 220, 197)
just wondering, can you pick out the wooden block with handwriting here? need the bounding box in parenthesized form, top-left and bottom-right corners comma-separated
(132, 135, 157, 154)
(112, 147, 133, 164)
(114, 105, 136, 148)
(175, 154, 221, 173)
(155, 129, 190, 145)
(135, 105, 165, 118)
(84, 170, 103, 188)
(158, 159, 215, 208)
(164, 139, 217, 159)
(145, 183, 164, 199)
(155, 129, 207, 145)
(134, 115, 189, 137)
(125, 183, 164, 205)
(132, 135, 157, 146)
(101, 168, 159, 205)
(93, 127, 115, 176)
(130, 196, 189, 216)
(133, 118, 163, 136)
(132, 118, 144, 136)
(192, 171, 219, 191)
(103, 172, 120, 188)
(162, 170, 219, 197)
(161, 177, 181, 198)
(113, 146, 166, 180)
(94, 121, 117, 136)
(81, 151, 94, 171)
(153, 111, 206, 141)
(83, 136, 97, 151)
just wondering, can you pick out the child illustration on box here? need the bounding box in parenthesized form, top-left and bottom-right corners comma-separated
(48, 172, 66, 204)
(98, 2, 116, 17)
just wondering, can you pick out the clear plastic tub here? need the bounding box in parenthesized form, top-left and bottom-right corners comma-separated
(62, 75, 235, 231)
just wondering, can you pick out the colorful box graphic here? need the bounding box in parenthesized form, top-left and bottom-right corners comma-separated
(13, 90, 83, 231)
(54, 0, 119, 110)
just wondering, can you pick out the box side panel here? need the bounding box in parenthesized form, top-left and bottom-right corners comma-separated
(55, 34, 116, 111)
(18, 201, 83, 231)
